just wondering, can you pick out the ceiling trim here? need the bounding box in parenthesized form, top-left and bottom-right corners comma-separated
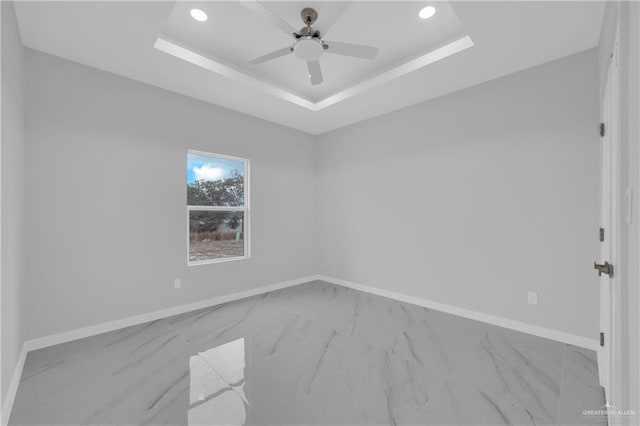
(154, 33, 474, 112)
(154, 36, 317, 110)
(315, 34, 474, 110)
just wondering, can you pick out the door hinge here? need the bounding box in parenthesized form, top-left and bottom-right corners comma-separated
(594, 261, 614, 277)
(600, 332, 605, 347)
(599, 227, 605, 242)
(600, 122, 605, 137)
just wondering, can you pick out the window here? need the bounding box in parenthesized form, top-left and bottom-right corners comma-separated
(187, 150, 249, 265)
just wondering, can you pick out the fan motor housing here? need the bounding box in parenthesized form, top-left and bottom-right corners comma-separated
(293, 37, 325, 62)
(300, 8, 318, 25)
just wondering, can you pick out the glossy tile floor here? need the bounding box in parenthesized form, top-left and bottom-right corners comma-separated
(10, 281, 605, 426)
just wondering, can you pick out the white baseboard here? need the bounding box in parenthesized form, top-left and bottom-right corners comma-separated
(318, 275, 599, 351)
(25, 275, 320, 353)
(1, 343, 27, 426)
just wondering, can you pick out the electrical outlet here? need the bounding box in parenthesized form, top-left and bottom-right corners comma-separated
(174, 279, 181, 289)
(527, 292, 538, 305)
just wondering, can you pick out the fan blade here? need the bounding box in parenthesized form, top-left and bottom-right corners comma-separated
(307, 60, 323, 85)
(318, 2, 353, 38)
(324, 41, 378, 60)
(248, 46, 292, 64)
(240, 1, 298, 37)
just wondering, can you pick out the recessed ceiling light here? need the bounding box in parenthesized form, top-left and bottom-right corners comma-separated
(419, 6, 436, 20)
(190, 9, 208, 22)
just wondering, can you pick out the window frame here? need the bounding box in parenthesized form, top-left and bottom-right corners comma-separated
(187, 149, 250, 266)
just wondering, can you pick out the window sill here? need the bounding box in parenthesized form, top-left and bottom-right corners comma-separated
(188, 255, 250, 267)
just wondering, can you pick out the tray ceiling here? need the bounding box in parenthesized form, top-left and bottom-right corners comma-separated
(157, 1, 472, 109)
(14, 1, 606, 134)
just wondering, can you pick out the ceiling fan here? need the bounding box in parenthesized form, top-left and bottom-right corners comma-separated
(244, 4, 379, 85)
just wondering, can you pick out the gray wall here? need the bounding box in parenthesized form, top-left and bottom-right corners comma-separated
(24, 50, 317, 339)
(1, 1, 26, 405)
(598, 1, 640, 422)
(317, 50, 600, 340)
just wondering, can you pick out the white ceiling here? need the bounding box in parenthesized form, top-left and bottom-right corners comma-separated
(159, 1, 468, 102)
(14, 1, 605, 135)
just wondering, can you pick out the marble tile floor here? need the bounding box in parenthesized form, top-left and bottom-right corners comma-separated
(9, 281, 606, 426)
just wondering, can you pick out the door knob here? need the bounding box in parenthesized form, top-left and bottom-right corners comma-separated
(594, 261, 614, 277)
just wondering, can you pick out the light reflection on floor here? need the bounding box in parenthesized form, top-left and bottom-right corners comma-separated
(188, 338, 247, 425)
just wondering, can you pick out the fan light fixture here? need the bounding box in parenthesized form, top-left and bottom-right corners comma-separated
(419, 6, 436, 20)
(246, 7, 379, 86)
(190, 9, 208, 22)
(294, 37, 325, 62)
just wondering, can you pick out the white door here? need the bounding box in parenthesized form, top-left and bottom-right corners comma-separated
(597, 38, 619, 403)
